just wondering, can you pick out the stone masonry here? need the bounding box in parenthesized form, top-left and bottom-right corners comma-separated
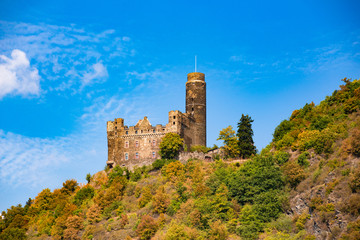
(106, 72, 206, 169)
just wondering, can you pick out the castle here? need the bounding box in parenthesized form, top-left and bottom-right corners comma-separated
(106, 72, 206, 169)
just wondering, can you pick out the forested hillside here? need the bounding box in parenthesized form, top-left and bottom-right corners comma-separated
(1, 78, 359, 240)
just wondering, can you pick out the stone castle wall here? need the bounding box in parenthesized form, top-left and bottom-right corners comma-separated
(107, 72, 207, 169)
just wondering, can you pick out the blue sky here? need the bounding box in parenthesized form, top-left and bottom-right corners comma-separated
(1, 0, 360, 211)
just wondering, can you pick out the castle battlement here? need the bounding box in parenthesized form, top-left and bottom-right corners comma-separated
(107, 72, 206, 169)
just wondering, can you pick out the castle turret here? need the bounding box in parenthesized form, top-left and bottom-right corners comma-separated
(186, 72, 206, 147)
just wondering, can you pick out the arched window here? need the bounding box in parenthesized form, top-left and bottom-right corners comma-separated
(135, 141, 139, 147)
(152, 140, 156, 146)
(125, 141, 129, 148)
(152, 152, 156, 158)
(135, 152, 139, 159)
(125, 153, 128, 160)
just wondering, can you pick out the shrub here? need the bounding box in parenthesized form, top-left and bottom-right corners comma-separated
(297, 151, 310, 167)
(165, 222, 188, 240)
(282, 162, 305, 188)
(209, 220, 228, 240)
(73, 186, 95, 206)
(136, 215, 158, 240)
(153, 186, 170, 214)
(61, 179, 79, 195)
(350, 168, 360, 193)
(274, 151, 291, 165)
(190, 145, 210, 153)
(138, 187, 153, 208)
(273, 120, 293, 142)
(165, 161, 185, 182)
(295, 212, 310, 230)
(159, 133, 184, 159)
(86, 204, 101, 223)
(152, 159, 166, 170)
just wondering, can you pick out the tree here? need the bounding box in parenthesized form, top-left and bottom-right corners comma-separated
(237, 114, 256, 158)
(159, 133, 184, 159)
(217, 126, 240, 158)
(86, 173, 91, 183)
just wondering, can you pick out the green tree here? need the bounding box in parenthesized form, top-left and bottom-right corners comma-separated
(237, 114, 257, 158)
(159, 133, 184, 159)
(86, 173, 91, 183)
(217, 126, 239, 158)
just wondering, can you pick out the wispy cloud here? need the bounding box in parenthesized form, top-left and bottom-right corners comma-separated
(0, 21, 134, 96)
(81, 62, 108, 89)
(0, 130, 69, 187)
(0, 49, 40, 98)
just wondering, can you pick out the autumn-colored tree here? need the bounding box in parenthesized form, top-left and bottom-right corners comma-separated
(209, 220, 229, 240)
(136, 215, 158, 240)
(282, 161, 306, 188)
(61, 179, 78, 195)
(159, 133, 183, 159)
(86, 204, 101, 223)
(217, 126, 239, 158)
(139, 186, 153, 208)
(153, 186, 170, 213)
(165, 161, 185, 182)
(34, 188, 54, 212)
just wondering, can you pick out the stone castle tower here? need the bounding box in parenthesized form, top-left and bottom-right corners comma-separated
(106, 72, 206, 169)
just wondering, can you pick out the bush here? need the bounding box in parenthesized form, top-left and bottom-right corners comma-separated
(165, 222, 188, 240)
(190, 145, 210, 153)
(274, 151, 291, 165)
(164, 161, 185, 182)
(227, 156, 284, 204)
(350, 168, 360, 193)
(273, 120, 293, 142)
(73, 186, 95, 206)
(0, 228, 27, 240)
(138, 187, 153, 208)
(209, 220, 228, 240)
(153, 186, 170, 214)
(282, 162, 305, 188)
(136, 215, 158, 240)
(159, 133, 184, 159)
(297, 151, 310, 167)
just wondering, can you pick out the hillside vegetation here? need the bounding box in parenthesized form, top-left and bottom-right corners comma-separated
(0, 78, 359, 240)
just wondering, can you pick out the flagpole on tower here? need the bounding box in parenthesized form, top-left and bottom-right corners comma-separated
(195, 55, 197, 72)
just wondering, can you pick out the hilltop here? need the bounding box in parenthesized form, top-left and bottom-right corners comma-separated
(0, 78, 359, 240)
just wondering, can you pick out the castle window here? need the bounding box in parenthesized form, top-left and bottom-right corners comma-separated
(135, 130, 138, 134)
(152, 152, 156, 158)
(173, 122, 175, 125)
(152, 140, 156, 146)
(141, 130, 143, 133)
(126, 131, 128, 135)
(135, 141, 139, 147)
(173, 116, 176, 119)
(192, 107, 194, 111)
(153, 129, 155, 133)
(125, 153, 128, 160)
(135, 152, 139, 159)
(125, 141, 129, 148)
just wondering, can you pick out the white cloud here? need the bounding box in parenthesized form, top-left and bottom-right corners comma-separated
(0, 49, 40, 99)
(0, 21, 135, 94)
(81, 62, 108, 88)
(0, 130, 69, 187)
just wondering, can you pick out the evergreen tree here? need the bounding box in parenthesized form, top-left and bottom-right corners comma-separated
(237, 114, 256, 158)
